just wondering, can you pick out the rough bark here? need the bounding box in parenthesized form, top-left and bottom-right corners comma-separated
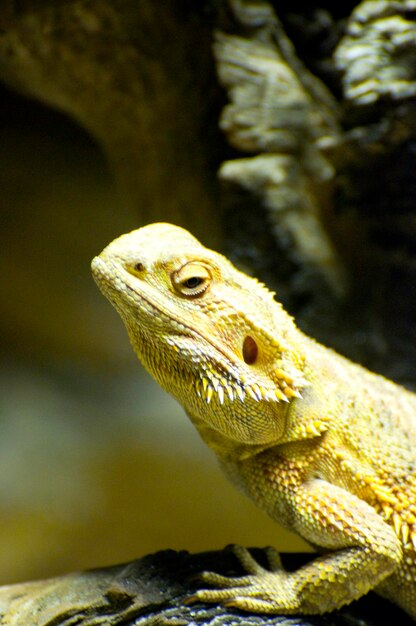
(0, 0, 223, 242)
(0, 549, 410, 625)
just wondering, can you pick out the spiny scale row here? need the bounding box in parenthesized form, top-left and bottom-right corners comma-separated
(381, 505, 416, 552)
(195, 375, 302, 405)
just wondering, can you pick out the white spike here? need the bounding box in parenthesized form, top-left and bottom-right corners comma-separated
(280, 391, 290, 403)
(252, 384, 262, 401)
(195, 380, 202, 398)
(246, 386, 260, 402)
(264, 389, 274, 402)
(206, 386, 213, 404)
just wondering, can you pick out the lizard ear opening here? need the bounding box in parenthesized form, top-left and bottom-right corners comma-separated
(242, 335, 258, 365)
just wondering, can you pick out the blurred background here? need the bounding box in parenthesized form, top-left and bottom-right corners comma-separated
(1, 0, 415, 586)
(0, 81, 306, 585)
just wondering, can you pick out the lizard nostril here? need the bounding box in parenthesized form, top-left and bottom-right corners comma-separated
(243, 336, 258, 365)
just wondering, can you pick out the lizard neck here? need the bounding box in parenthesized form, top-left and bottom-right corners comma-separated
(188, 410, 278, 461)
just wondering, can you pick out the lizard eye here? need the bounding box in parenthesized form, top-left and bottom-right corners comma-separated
(172, 262, 211, 297)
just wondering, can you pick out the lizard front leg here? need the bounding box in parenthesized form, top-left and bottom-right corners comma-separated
(189, 480, 402, 614)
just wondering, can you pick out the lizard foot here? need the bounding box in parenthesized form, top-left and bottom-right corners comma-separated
(187, 545, 294, 613)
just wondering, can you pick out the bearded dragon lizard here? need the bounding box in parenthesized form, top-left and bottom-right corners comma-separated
(92, 223, 416, 619)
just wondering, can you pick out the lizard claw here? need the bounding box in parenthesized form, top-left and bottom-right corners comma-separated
(186, 545, 290, 613)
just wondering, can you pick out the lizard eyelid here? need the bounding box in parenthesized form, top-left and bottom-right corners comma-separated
(172, 261, 211, 297)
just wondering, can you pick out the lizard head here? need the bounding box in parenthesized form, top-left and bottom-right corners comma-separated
(92, 223, 306, 447)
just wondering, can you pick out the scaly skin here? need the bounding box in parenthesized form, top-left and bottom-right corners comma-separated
(92, 223, 416, 619)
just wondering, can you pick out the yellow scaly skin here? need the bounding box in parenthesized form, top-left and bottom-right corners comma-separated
(92, 223, 416, 619)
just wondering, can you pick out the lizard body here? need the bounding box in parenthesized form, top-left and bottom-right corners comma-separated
(92, 223, 416, 619)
